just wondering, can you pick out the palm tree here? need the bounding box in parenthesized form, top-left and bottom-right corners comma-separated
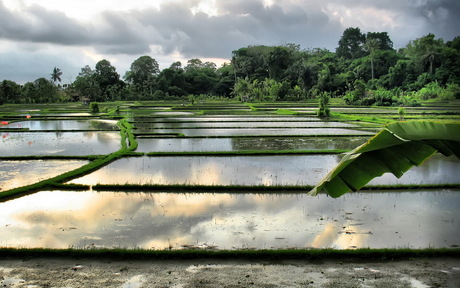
(421, 48, 437, 74)
(51, 67, 62, 84)
(364, 38, 379, 80)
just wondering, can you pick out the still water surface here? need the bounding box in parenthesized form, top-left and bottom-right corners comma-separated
(2, 120, 118, 130)
(134, 128, 374, 136)
(0, 132, 121, 156)
(0, 190, 458, 250)
(134, 121, 359, 129)
(69, 154, 460, 186)
(136, 137, 369, 153)
(0, 160, 89, 191)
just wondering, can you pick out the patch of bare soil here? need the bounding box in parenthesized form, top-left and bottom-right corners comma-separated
(1, 257, 459, 287)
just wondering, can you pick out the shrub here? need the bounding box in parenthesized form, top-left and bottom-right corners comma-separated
(89, 102, 99, 113)
(398, 107, 406, 121)
(317, 91, 331, 118)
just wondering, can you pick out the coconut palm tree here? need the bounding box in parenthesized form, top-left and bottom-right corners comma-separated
(51, 67, 62, 84)
(421, 47, 437, 74)
(364, 38, 379, 80)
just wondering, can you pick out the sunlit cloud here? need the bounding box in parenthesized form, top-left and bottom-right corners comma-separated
(1, 0, 458, 83)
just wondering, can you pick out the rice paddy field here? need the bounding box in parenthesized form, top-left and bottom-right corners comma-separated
(1, 100, 460, 252)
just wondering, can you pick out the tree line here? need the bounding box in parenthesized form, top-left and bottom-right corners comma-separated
(1, 27, 459, 105)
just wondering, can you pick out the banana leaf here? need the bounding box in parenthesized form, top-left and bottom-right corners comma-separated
(309, 121, 460, 198)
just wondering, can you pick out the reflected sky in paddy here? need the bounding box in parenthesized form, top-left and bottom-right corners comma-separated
(136, 137, 368, 153)
(130, 117, 321, 122)
(2, 120, 119, 130)
(134, 128, 374, 136)
(69, 154, 460, 187)
(1, 190, 458, 250)
(69, 155, 340, 186)
(0, 132, 121, 156)
(0, 160, 88, 191)
(134, 121, 359, 129)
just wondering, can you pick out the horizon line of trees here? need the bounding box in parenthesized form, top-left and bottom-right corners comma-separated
(1, 27, 459, 105)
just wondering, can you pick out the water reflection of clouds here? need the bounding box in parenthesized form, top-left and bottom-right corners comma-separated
(368, 154, 460, 185)
(1, 191, 459, 250)
(3, 120, 118, 131)
(69, 156, 340, 186)
(0, 132, 121, 156)
(69, 154, 460, 187)
(0, 160, 88, 191)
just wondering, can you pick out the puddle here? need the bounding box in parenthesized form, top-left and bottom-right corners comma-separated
(135, 137, 368, 153)
(0, 132, 121, 156)
(0, 190, 458, 250)
(403, 277, 429, 288)
(0, 160, 88, 191)
(121, 275, 145, 288)
(0, 277, 25, 287)
(2, 120, 118, 130)
(68, 154, 460, 186)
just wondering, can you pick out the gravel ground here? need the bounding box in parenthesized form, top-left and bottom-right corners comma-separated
(1, 257, 460, 287)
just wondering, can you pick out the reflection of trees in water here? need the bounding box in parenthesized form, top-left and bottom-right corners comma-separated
(231, 137, 368, 151)
(87, 120, 119, 130)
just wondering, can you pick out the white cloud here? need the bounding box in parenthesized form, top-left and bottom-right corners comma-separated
(0, 0, 459, 83)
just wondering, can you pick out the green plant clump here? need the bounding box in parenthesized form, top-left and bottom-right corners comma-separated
(89, 102, 100, 113)
(317, 92, 331, 118)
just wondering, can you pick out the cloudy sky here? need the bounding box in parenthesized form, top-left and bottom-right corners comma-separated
(0, 0, 459, 84)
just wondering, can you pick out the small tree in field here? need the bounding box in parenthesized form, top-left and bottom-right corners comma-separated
(317, 91, 331, 118)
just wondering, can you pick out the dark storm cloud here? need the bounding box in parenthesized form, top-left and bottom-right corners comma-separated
(0, 0, 341, 58)
(0, 1, 150, 54)
(133, 0, 339, 58)
(413, 0, 460, 39)
(1, 0, 459, 66)
(0, 2, 88, 45)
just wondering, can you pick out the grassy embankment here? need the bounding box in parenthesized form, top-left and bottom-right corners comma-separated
(0, 119, 139, 201)
(0, 247, 459, 261)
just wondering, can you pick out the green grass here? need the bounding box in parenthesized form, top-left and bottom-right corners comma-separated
(275, 108, 300, 115)
(0, 247, 458, 261)
(87, 183, 460, 193)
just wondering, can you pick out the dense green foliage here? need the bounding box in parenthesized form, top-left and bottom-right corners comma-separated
(1, 28, 459, 105)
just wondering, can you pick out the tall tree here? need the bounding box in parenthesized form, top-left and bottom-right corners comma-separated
(366, 32, 393, 51)
(0, 80, 21, 104)
(404, 33, 443, 75)
(94, 59, 122, 100)
(184, 59, 218, 95)
(336, 27, 366, 59)
(124, 56, 160, 86)
(364, 38, 379, 80)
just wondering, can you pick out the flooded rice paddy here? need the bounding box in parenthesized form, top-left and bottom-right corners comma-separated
(0, 160, 88, 191)
(136, 137, 368, 152)
(134, 121, 359, 129)
(0, 190, 458, 250)
(0, 132, 121, 156)
(2, 119, 118, 130)
(69, 154, 460, 186)
(135, 128, 374, 136)
(1, 106, 459, 251)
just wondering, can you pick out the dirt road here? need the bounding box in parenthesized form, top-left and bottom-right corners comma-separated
(1, 257, 459, 287)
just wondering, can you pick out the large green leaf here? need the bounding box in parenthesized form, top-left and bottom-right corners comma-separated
(309, 121, 460, 198)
